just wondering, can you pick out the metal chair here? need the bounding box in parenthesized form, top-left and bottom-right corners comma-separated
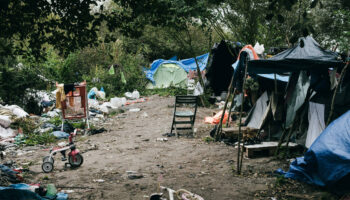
(170, 96, 198, 137)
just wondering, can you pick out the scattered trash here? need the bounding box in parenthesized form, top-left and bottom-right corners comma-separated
(154, 186, 204, 200)
(141, 112, 149, 118)
(110, 97, 126, 108)
(0, 115, 11, 128)
(125, 90, 140, 100)
(56, 192, 68, 200)
(204, 111, 228, 125)
(126, 171, 144, 180)
(88, 87, 106, 100)
(45, 184, 57, 198)
(0, 126, 14, 139)
(129, 108, 140, 112)
(51, 131, 69, 139)
(93, 179, 105, 183)
(156, 138, 168, 142)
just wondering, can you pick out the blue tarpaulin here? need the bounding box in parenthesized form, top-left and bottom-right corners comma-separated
(232, 60, 289, 82)
(145, 53, 209, 84)
(277, 110, 350, 194)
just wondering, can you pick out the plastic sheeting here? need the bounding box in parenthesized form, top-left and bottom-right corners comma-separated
(232, 60, 290, 82)
(305, 102, 325, 148)
(278, 110, 350, 194)
(247, 92, 269, 129)
(145, 53, 209, 84)
(248, 36, 343, 74)
(285, 71, 310, 128)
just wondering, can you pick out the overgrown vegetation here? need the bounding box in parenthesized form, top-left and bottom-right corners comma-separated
(0, 0, 348, 112)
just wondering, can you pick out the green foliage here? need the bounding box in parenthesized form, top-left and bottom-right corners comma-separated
(48, 116, 62, 126)
(24, 132, 57, 146)
(71, 121, 86, 129)
(143, 87, 187, 97)
(10, 118, 38, 135)
(202, 136, 215, 143)
(275, 175, 287, 187)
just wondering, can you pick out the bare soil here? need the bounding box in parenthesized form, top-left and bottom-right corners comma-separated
(10, 95, 332, 200)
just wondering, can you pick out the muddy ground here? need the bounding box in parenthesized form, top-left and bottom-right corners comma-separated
(10, 95, 335, 199)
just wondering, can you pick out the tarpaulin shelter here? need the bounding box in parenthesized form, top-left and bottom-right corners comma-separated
(248, 36, 343, 74)
(243, 36, 343, 146)
(277, 110, 350, 195)
(205, 40, 241, 96)
(145, 53, 209, 89)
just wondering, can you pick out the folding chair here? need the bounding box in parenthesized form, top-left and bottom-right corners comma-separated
(170, 96, 198, 137)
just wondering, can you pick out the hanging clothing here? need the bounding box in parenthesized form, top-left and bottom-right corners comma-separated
(305, 102, 325, 148)
(56, 84, 66, 109)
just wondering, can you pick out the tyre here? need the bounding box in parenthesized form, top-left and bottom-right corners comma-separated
(68, 153, 83, 167)
(43, 156, 54, 164)
(42, 161, 54, 173)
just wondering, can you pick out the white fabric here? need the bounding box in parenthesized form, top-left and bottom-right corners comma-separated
(247, 92, 269, 129)
(305, 102, 325, 148)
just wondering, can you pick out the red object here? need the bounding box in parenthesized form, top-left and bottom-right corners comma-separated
(61, 84, 87, 119)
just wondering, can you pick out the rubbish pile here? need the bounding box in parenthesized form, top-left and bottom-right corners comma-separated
(0, 182, 69, 200)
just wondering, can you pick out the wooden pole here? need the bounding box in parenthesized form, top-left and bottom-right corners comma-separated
(326, 62, 349, 125)
(215, 73, 235, 140)
(237, 58, 249, 174)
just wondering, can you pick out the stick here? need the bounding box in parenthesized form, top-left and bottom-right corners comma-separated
(237, 58, 249, 174)
(326, 61, 349, 125)
(56, 186, 95, 189)
(215, 73, 235, 140)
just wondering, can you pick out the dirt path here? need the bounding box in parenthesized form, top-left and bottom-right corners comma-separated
(11, 95, 321, 199)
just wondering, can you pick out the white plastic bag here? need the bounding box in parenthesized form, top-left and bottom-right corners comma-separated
(0, 115, 11, 128)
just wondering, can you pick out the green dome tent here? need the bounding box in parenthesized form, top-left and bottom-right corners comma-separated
(146, 63, 188, 89)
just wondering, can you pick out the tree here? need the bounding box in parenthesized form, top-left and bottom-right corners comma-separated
(0, 0, 112, 59)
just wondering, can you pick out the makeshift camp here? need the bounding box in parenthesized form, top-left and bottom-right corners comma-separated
(277, 110, 350, 195)
(145, 53, 209, 89)
(213, 36, 344, 154)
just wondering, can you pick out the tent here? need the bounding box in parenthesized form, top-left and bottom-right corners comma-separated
(277, 110, 350, 195)
(146, 63, 188, 89)
(248, 36, 343, 74)
(242, 36, 344, 146)
(145, 53, 209, 89)
(205, 40, 241, 96)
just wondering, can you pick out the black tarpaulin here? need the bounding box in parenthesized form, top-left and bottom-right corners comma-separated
(248, 36, 342, 74)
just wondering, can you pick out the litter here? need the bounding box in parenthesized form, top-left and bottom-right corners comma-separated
(156, 138, 168, 142)
(125, 90, 140, 99)
(204, 111, 228, 125)
(0, 115, 11, 128)
(129, 108, 140, 112)
(88, 87, 105, 100)
(0, 126, 14, 139)
(110, 97, 126, 108)
(51, 131, 69, 139)
(151, 186, 204, 200)
(93, 179, 105, 183)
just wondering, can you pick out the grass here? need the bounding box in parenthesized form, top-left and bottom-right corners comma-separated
(24, 132, 57, 146)
(143, 87, 187, 96)
(202, 136, 215, 143)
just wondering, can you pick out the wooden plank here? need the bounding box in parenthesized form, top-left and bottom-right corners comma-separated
(244, 142, 298, 158)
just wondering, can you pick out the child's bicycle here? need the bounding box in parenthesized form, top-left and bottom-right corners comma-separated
(42, 129, 83, 173)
